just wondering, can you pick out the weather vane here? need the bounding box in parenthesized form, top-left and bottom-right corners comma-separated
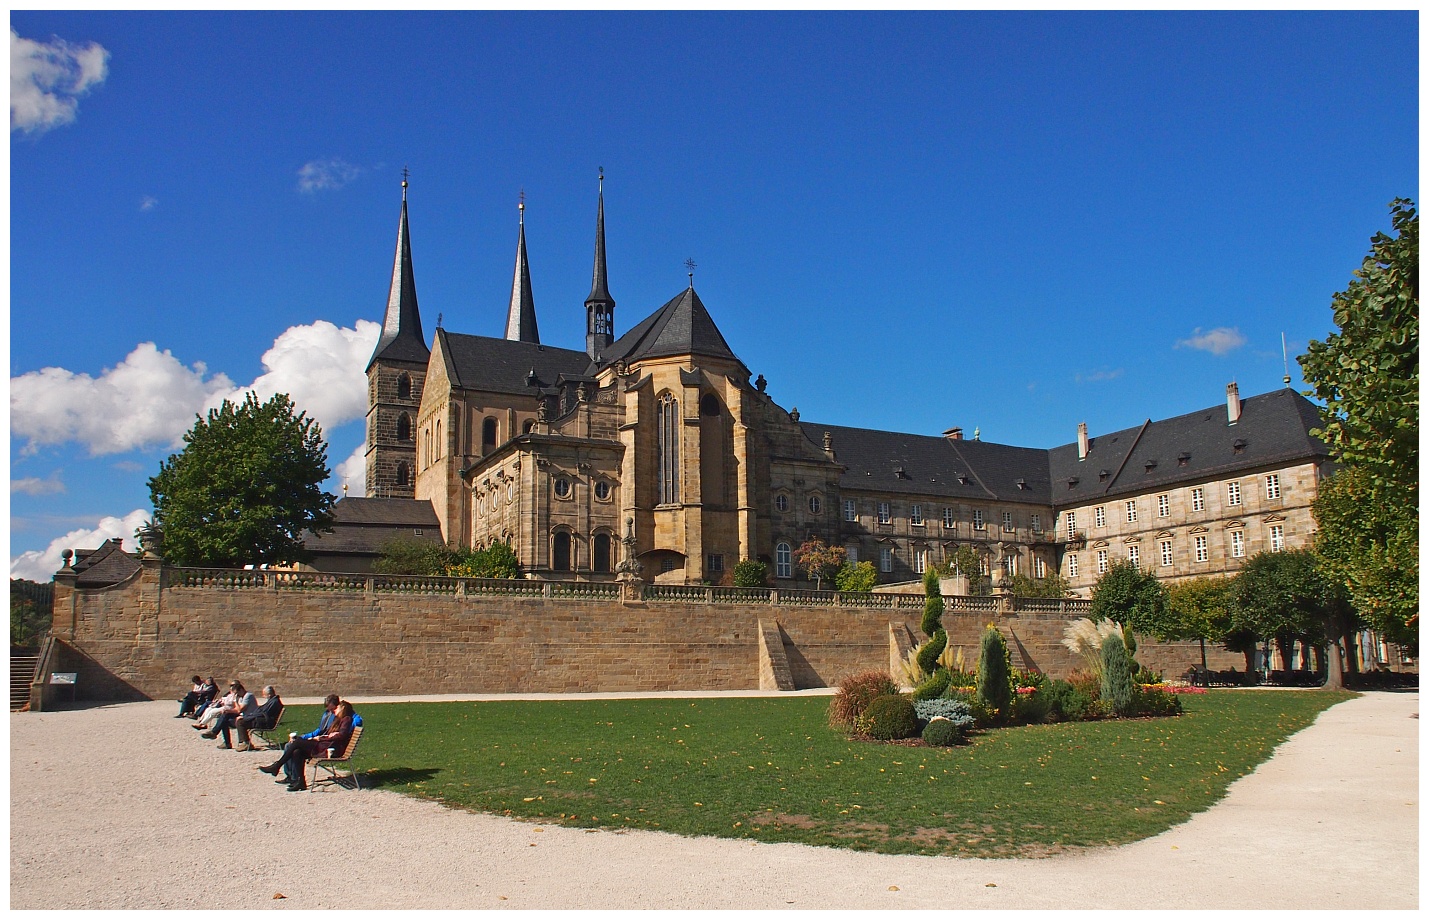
(685, 258, 697, 288)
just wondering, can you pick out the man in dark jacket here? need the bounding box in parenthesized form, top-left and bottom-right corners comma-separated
(234, 686, 284, 751)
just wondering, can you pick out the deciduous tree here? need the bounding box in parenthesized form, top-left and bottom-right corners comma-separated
(1089, 560, 1173, 639)
(1230, 549, 1355, 689)
(792, 538, 846, 590)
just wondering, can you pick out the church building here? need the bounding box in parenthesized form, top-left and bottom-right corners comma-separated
(357, 177, 1333, 594)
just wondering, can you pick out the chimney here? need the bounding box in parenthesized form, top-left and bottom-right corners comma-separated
(944, 426, 964, 441)
(1226, 382, 1242, 425)
(1077, 422, 1089, 461)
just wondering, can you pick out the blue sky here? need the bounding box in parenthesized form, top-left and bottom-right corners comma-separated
(8, 11, 1418, 579)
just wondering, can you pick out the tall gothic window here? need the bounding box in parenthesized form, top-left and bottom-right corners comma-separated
(395, 461, 410, 486)
(397, 373, 412, 400)
(482, 418, 498, 452)
(593, 533, 612, 574)
(397, 412, 412, 442)
(658, 393, 679, 504)
(552, 531, 572, 572)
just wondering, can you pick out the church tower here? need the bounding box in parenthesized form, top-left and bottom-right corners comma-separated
(364, 176, 429, 499)
(504, 197, 540, 343)
(585, 172, 615, 361)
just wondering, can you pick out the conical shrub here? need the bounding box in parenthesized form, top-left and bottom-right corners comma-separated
(1101, 632, 1136, 716)
(976, 625, 1012, 717)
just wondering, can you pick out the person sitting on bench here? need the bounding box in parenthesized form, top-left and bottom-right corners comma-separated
(259, 697, 354, 792)
(176, 675, 206, 718)
(234, 686, 283, 751)
(202, 680, 257, 748)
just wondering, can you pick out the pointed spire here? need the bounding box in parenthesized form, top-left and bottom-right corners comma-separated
(367, 173, 428, 371)
(505, 192, 540, 343)
(585, 169, 615, 360)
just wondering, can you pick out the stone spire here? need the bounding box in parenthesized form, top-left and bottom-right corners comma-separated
(367, 174, 429, 371)
(504, 194, 540, 343)
(585, 170, 615, 360)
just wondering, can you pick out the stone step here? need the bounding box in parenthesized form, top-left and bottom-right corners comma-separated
(11, 656, 38, 710)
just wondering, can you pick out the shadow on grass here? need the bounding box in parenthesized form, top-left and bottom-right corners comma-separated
(357, 766, 442, 789)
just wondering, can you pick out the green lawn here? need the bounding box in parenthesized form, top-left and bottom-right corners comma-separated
(298, 690, 1353, 858)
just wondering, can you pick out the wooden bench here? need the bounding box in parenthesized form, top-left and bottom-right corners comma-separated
(245, 703, 287, 750)
(308, 725, 365, 791)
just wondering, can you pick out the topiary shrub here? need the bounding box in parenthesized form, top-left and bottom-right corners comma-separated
(912, 667, 952, 701)
(920, 566, 944, 637)
(829, 669, 898, 727)
(921, 718, 964, 746)
(1101, 632, 1136, 716)
(862, 694, 920, 740)
(916, 629, 947, 675)
(976, 625, 1013, 720)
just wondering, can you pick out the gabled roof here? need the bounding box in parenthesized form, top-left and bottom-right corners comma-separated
(602, 287, 743, 368)
(803, 422, 1053, 503)
(301, 498, 443, 556)
(436, 329, 591, 397)
(71, 539, 142, 587)
(367, 191, 430, 370)
(1049, 388, 1331, 502)
(328, 497, 441, 527)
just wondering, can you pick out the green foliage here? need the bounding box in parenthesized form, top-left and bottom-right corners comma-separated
(834, 560, 877, 593)
(10, 578, 53, 648)
(1042, 680, 1095, 723)
(1006, 572, 1075, 598)
(915, 629, 947, 675)
(1300, 200, 1418, 644)
(912, 697, 974, 727)
(828, 670, 898, 728)
(374, 537, 456, 576)
(1089, 560, 1174, 639)
(448, 542, 521, 579)
(920, 566, 944, 637)
(733, 559, 769, 588)
(148, 392, 335, 568)
(920, 718, 964, 747)
(861, 694, 920, 740)
(948, 545, 988, 596)
(1313, 468, 1418, 648)
(1132, 686, 1184, 718)
(792, 538, 847, 590)
(975, 625, 1013, 717)
(911, 667, 951, 701)
(1100, 633, 1136, 716)
(1230, 549, 1347, 647)
(1166, 577, 1235, 643)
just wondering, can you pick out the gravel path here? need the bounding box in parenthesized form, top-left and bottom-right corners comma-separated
(9, 690, 1418, 909)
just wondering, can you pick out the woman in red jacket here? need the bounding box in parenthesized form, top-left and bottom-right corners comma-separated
(259, 700, 354, 791)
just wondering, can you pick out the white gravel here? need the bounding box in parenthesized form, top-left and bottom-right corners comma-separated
(9, 690, 1418, 910)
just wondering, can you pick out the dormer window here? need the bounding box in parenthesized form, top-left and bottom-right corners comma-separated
(1178, 451, 1191, 466)
(1232, 438, 1247, 454)
(1144, 459, 1157, 472)
(1067, 477, 1079, 488)
(1098, 469, 1109, 482)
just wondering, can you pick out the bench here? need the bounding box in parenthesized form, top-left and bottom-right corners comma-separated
(308, 725, 365, 792)
(244, 702, 286, 750)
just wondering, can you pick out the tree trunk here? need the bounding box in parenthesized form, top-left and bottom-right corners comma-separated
(1275, 635, 1295, 673)
(1199, 637, 1208, 670)
(1242, 648, 1255, 673)
(1323, 637, 1345, 690)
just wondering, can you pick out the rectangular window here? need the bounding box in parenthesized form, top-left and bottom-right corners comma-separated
(1157, 494, 1170, 517)
(1002, 555, 1015, 577)
(843, 499, 857, 522)
(1160, 539, 1173, 567)
(1064, 511, 1076, 539)
(1228, 481, 1242, 506)
(1002, 511, 1014, 532)
(1067, 554, 1079, 578)
(660, 557, 677, 573)
(1126, 500, 1137, 523)
(1270, 524, 1285, 552)
(1191, 487, 1205, 512)
(775, 542, 792, 578)
(707, 553, 724, 573)
(943, 507, 955, 529)
(1195, 534, 1209, 563)
(1034, 556, 1047, 579)
(910, 504, 923, 526)
(973, 509, 985, 531)
(1030, 513, 1042, 532)
(913, 548, 927, 574)
(879, 546, 893, 573)
(1094, 506, 1106, 528)
(1127, 545, 1140, 569)
(1266, 474, 1281, 500)
(1096, 549, 1109, 574)
(877, 502, 891, 525)
(846, 545, 858, 564)
(1231, 530, 1245, 558)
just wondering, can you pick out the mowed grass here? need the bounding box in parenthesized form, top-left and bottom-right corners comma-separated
(293, 690, 1353, 858)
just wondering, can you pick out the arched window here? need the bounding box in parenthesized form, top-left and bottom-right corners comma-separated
(700, 393, 720, 416)
(775, 542, 792, 579)
(522, 419, 535, 435)
(482, 417, 498, 452)
(396, 373, 412, 400)
(397, 412, 412, 442)
(593, 533, 612, 574)
(396, 461, 410, 486)
(435, 420, 442, 459)
(552, 531, 572, 572)
(658, 393, 679, 504)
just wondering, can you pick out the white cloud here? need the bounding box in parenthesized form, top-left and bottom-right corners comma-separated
(1176, 326, 1247, 356)
(11, 320, 380, 457)
(140, 195, 157, 211)
(298, 158, 361, 193)
(11, 29, 109, 135)
(9, 509, 149, 581)
(1075, 368, 1124, 384)
(333, 443, 367, 498)
(12, 472, 66, 496)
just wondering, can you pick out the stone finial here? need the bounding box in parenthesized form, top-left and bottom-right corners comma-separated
(60, 549, 74, 571)
(755, 374, 767, 393)
(790, 407, 800, 422)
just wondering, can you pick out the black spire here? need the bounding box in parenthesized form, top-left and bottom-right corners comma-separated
(367, 176, 429, 371)
(504, 194, 540, 343)
(585, 170, 615, 360)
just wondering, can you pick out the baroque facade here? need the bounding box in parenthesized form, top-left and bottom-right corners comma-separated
(362, 178, 1332, 594)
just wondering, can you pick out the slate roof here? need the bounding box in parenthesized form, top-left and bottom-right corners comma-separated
(436, 329, 592, 397)
(301, 498, 442, 556)
(504, 218, 540, 343)
(71, 539, 142, 587)
(601, 288, 743, 368)
(368, 195, 430, 370)
(806, 389, 1328, 509)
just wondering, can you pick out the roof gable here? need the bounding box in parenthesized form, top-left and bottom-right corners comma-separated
(604, 288, 742, 367)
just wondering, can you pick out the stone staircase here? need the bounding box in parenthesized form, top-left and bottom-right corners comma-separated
(11, 654, 38, 710)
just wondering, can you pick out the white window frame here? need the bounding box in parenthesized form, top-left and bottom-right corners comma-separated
(1159, 539, 1173, 568)
(1191, 487, 1204, 512)
(1096, 549, 1108, 574)
(1194, 534, 1208, 563)
(1002, 511, 1014, 532)
(1157, 494, 1170, 517)
(877, 502, 891, 525)
(1067, 554, 1079, 578)
(973, 509, 985, 531)
(809, 495, 822, 515)
(775, 494, 789, 513)
(1030, 513, 1042, 533)
(1230, 530, 1245, 558)
(843, 499, 857, 522)
(1269, 524, 1285, 552)
(1228, 481, 1242, 506)
(1126, 500, 1137, 523)
(942, 507, 955, 529)
(1063, 511, 1076, 539)
(1094, 506, 1106, 528)
(910, 504, 923, 526)
(775, 542, 792, 578)
(1266, 474, 1281, 500)
(913, 548, 927, 574)
(879, 546, 893, 573)
(1034, 556, 1046, 579)
(1127, 545, 1140, 569)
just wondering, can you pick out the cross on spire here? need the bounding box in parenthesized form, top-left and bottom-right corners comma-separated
(685, 258, 697, 288)
(401, 166, 409, 199)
